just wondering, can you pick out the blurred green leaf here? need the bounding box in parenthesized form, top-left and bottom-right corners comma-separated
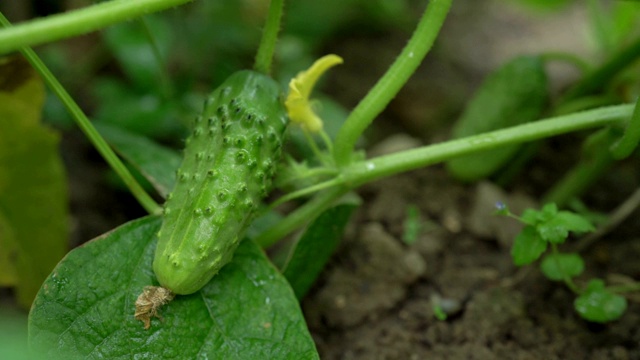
(92, 78, 186, 139)
(574, 279, 627, 323)
(446, 55, 548, 182)
(588, 0, 640, 53)
(503, 0, 576, 11)
(511, 225, 547, 266)
(552, 211, 595, 233)
(537, 219, 569, 244)
(0, 309, 44, 360)
(283, 203, 358, 299)
(29, 216, 319, 359)
(540, 252, 585, 281)
(102, 15, 172, 91)
(538, 203, 559, 221)
(95, 122, 181, 198)
(520, 208, 541, 225)
(0, 211, 17, 286)
(0, 56, 68, 309)
(518, 204, 592, 245)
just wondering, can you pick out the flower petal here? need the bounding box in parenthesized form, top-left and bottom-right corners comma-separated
(285, 54, 343, 132)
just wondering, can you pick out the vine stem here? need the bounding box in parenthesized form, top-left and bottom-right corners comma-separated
(0, 0, 193, 55)
(254, 0, 284, 75)
(0, 13, 162, 216)
(332, 0, 452, 166)
(340, 104, 633, 188)
(255, 187, 349, 248)
(260, 104, 634, 248)
(559, 35, 640, 103)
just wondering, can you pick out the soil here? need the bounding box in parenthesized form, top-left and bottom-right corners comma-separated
(301, 1, 640, 359)
(303, 164, 640, 359)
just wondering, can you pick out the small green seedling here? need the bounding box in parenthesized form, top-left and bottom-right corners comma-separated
(497, 202, 633, 323)
(402, 205, 422, 245)
(433, 304, 448, 321)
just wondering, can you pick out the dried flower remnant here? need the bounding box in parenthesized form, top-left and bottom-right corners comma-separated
(134, 286, 174, 329)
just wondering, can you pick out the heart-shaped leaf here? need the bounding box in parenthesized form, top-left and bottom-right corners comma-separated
(29, 216, 319, 359)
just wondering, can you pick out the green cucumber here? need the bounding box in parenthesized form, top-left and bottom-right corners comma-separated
(153, 70, 288, 295)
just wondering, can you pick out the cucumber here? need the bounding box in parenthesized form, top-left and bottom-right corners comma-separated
(153, 70, 288, 295)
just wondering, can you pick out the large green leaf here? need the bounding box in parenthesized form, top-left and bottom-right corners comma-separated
(95, 122, 181, 197)
(283, 203, 357, 299)
(29, 216, 319, 359)
(0, 56, 68, 308)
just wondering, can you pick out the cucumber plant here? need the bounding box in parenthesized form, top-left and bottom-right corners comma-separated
(1, 0, 640, 358)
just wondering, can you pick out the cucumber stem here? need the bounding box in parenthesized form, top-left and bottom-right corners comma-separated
(0, 0, 194, 55)
(255, 187, 348, 248)
(610, 96, 640, 160)
(559, 35, 640, 104)
(340, 104, 633, 189)
(264, 104, 632, 247)
(332, 0, 452, 166)
(254, 0, 285, 75)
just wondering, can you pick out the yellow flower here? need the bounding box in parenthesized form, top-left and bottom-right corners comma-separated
(285, 54, 343, 133)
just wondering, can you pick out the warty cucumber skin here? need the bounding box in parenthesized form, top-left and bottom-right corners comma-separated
(153, 70, 288, 295)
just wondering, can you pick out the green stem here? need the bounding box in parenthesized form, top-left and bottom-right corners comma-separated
(254, 0, 284, 75)
(340, 104, 633, 188)
(279, 166, 338, 186)
(319, 130, 334, 154)
(0, 0, 193, 55)
(332, 0, 452, 166)
(0, 13, 162, 216)
(270, 176, 344, 208)
(255, 187, 348, 248)
(260, 105, 632, 247)
(539, 51, 591, 74)
(552, 94, 620, 116)
(559, 35, 640, 103)
(303, 129, 327, 164)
